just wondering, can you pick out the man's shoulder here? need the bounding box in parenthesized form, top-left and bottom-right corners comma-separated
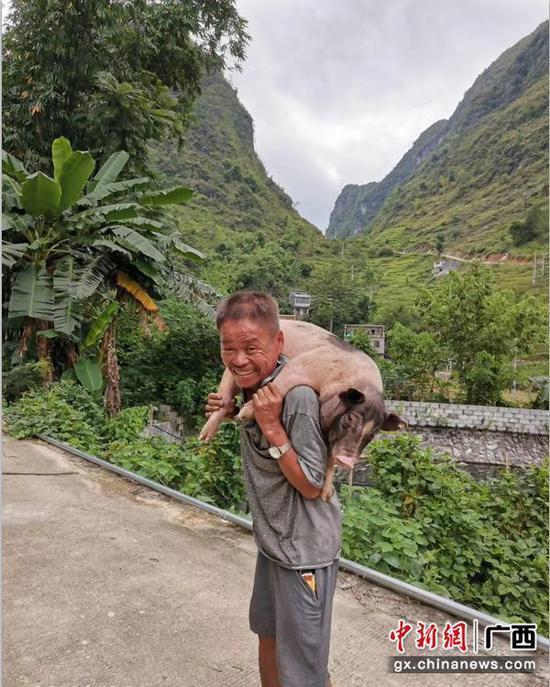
(282, 385, 320, 416)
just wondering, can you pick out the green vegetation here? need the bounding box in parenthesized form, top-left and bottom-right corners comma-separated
(149, 72, 333, 309)
(347, 264, 547, 405)
(509, 203, 548, 246)
(4, 379, 107, 454)
(343, 434, 548, 635)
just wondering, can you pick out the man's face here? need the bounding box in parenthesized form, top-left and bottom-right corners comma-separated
(219, 318, 284, 390)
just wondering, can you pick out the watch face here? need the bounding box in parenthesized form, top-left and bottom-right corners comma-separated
(268, 446, 279, 459)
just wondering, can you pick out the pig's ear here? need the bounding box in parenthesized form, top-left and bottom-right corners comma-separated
(339, 388, 366, 406)
(382, 412, 408, 431)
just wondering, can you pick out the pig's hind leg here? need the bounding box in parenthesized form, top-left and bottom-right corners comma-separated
(199, 367, 239, 442)
(320, 454, 336, 501)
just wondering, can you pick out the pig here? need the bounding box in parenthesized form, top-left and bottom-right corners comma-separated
(200, 319, 407, 500)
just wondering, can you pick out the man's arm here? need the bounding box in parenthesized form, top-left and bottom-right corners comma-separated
(252, 384, 323, 500)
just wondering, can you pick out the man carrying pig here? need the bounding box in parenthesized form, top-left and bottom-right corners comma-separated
(205, 290, 341, 687)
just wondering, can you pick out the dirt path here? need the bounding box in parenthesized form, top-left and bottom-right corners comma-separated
(395, 250, 535, 266)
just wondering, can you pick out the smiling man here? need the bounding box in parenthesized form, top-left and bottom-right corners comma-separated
(205, 290, 342, 687)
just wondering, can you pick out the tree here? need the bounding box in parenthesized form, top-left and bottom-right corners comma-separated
(2, 0, 249, 171)
(346, 330, 405, 399)
(509, 204, 548, 246)
(117, 297, 222, 419)
(386, 322, 447, 401)
(416, 263, 547, 404)
(308, 262, 375, 334)
(230, 244, 304, 305)
(3, 138, 211, 415)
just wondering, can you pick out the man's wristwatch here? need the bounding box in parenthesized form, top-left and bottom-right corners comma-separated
(267, 441, 291, 459)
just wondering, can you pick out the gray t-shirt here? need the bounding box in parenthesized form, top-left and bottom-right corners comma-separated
(239, 356, 342, 569)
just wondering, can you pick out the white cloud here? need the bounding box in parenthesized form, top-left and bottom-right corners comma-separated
(231, 0, 548, 230)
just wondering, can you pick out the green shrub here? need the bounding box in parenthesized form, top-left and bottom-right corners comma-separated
(361, 434, 549, 634)
(103, 437, 183, 486)
(177, 423, 245, 509)
(2, 360, 51, 402)
(533, 381, 549, 409)
(342, 485, 427, 578)
(4, 380, 106, 453)
(102, 421, 245, 509)
(106, 405, 149, 442)
(6, 377, 547, 633)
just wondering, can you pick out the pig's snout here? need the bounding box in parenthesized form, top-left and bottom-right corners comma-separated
(334, 454, 357, 469)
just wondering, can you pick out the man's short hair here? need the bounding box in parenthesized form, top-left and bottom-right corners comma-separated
(216, 291, 280, 335)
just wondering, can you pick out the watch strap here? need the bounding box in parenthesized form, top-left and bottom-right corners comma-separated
(268, 441, 291, 459)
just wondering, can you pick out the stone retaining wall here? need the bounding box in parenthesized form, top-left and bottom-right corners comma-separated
(385, 400, 548, 435)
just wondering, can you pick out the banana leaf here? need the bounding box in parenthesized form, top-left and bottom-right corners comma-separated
(58, 151, 95, 212)
(87, 151, 129, 193)
(110, 216, 164, 230)
(134, 258, 163, 284)
(52, 137, 73, 182)
(2, 242, 28, 267)
(21, 172, 61, 216)
(2, 176, 23, 210)
(68, 202, 140, 225)
(81, 301, 119, 351)
(8, 264, 54, 320)
(109, 225, 165, 262)
(67, 256, 113, 299)
(36, 329, 60, 338)
(78, 177, 150, 206)
(52, 256, 84, 334)
(139, 186, 193, 206)
(2, 150, 28, 182)
(171, 235, 204, 262)
(74, 358, 103, 393)
(92, 239, 132, 258)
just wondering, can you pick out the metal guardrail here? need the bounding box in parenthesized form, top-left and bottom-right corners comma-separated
(39, 434, 549, 652)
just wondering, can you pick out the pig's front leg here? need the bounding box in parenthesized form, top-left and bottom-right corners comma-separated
(199, 367, 239, 442)
(320, 454, 335, 501)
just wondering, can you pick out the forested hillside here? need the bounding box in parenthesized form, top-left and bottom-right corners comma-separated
(326, 21, 549, 257)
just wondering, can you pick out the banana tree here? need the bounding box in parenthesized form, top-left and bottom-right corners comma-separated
(3, 137, 210, 415)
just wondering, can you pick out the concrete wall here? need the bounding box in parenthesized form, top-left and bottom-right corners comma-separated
(385, 400, 548, 435)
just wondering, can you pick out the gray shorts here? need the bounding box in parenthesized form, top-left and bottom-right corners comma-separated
(249, 550, 339, 687)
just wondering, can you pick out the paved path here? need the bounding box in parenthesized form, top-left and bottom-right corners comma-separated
(3, 437, 548, 686)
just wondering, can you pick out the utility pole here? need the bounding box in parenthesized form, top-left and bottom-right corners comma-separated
(512, 344, 518, 402)
(341, 241, 344, 259)
(327, 297, 334, 333)
(351, 264, 355, 281)
(532, 254, 537, 286)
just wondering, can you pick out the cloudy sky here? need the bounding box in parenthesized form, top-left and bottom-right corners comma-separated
(228, 0, 548, 231)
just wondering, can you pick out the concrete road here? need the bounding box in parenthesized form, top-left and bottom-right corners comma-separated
(3, 436, 548, 686)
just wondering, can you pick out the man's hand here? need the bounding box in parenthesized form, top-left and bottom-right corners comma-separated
(204, 392, 238, 419)
(252, 383, 287, 445)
